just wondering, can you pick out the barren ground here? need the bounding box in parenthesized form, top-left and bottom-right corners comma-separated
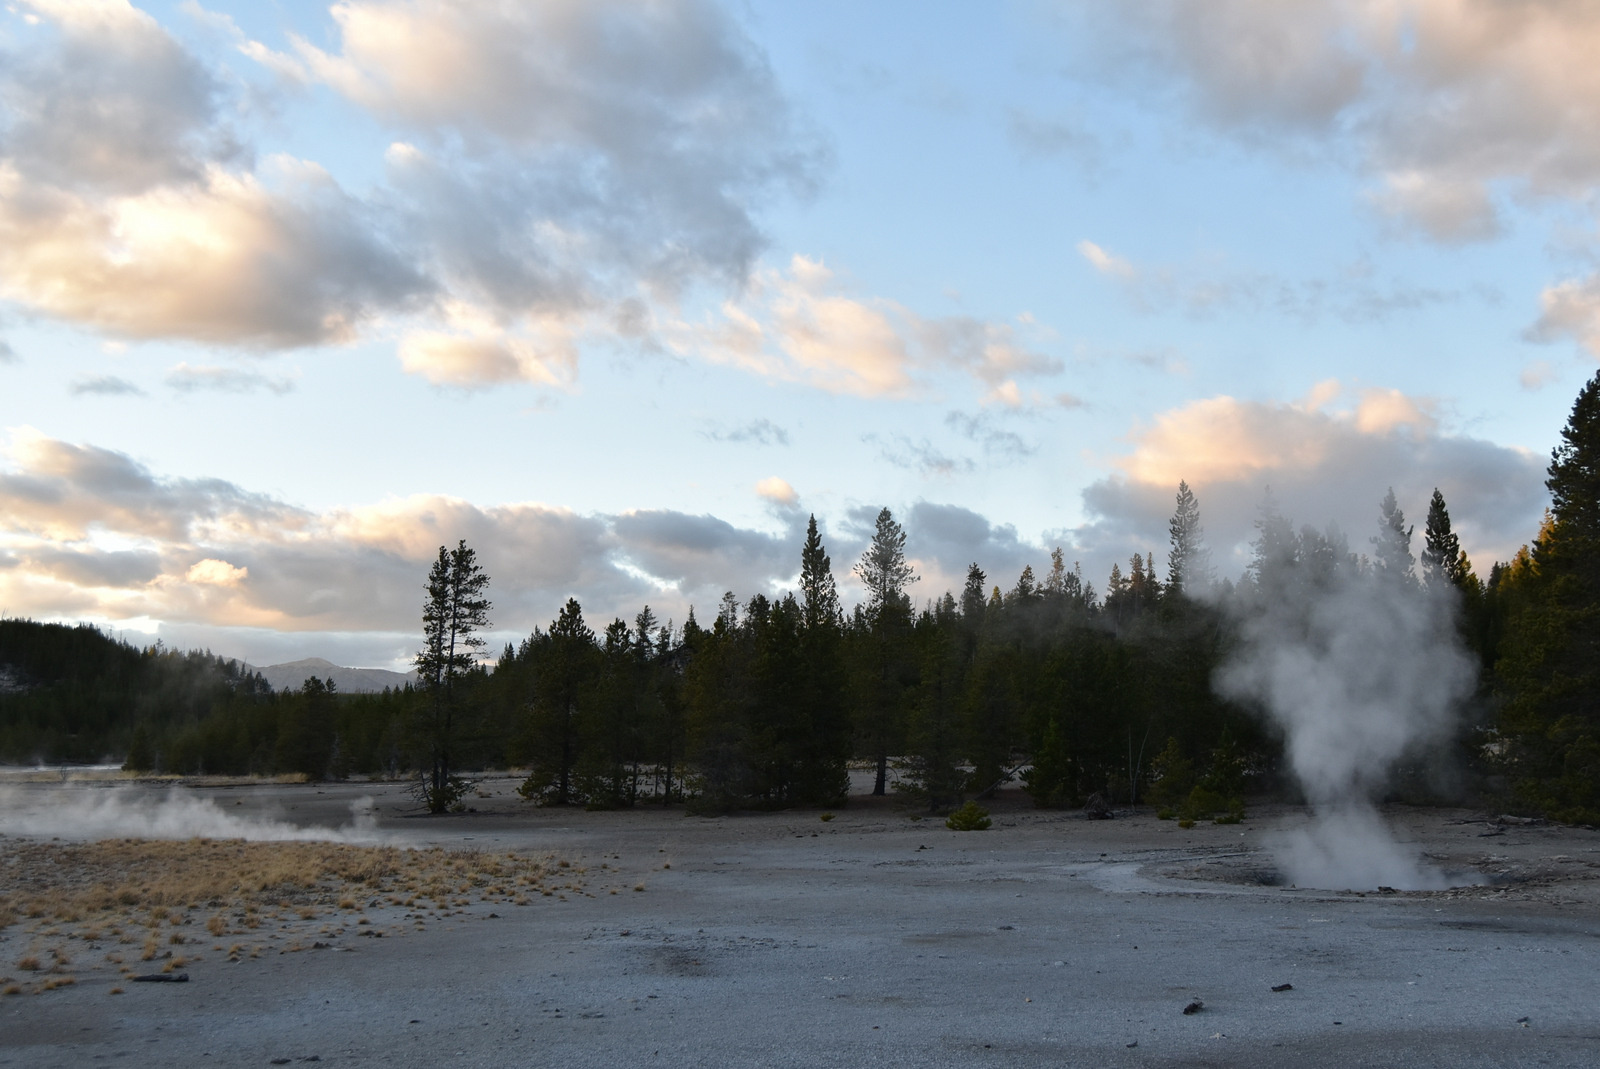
(3, 775, 1599, 1068)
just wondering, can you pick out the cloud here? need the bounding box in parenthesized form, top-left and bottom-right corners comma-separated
(1007, 109, 1101, 168)
(0, 429, 304, 543)
(704, 418, 790, 447)
(1077, 240, 1135, 279)
(69, 374, 144, 397)
(0, 158, 430, 348)
(675, 256, 1061, 399)
(1072, 0, 1600, 238)
(754, 476, 798, 506)
(0, 0, 822, 382)
(284, 0, 823, 298)
(0, 431, 816, 639)
(395, 309, 580, 389)
(863, 433, 975, 477)
(1077, 241, 1471, 325)
(185, 557, 247, 587)
(2, 0, 237, 195)
(1519, 360, 1556, 391)
(166, 363, 295, 394)
(0, 4, 429, 348)
(944, 411, 1038, 460)
(1074, 383, 1546, 581)
(1368, 170, 1500, 243)
(1527, 272, 1600, 356)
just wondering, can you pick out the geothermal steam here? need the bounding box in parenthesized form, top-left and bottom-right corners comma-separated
(1216, 565, 1478, 890)
(0, 786, 382, 843)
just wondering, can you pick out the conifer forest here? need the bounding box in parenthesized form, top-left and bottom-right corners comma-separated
(5, 371, 1600, 826)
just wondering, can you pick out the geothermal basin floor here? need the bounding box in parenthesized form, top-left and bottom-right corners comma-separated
(3, 777, 1598, 1068)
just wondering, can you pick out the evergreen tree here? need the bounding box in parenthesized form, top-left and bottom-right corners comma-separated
(795, 525, 851, 804)
(1421, 489, 1464, 590)
(1371, 487, 1417, 585)
(959, 563, 987, 625)
(1008, 565, 1039, 606)
(1498, 371, 1600, 822)
(1022, 715, 1078, 808)
(414, 541, 491, 812)
(1247, 486, 1297, 598)
(521, 598, 596, 805)
(800, 514, 840, 631)
(854, 507, 918, 795)
(898, 610, 968, 811)
(1043, 548, 1068, 599)
(1166, 480, 1211, 597)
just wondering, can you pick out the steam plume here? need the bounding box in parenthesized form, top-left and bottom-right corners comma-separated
(1216, 559, 1478, 889)
(0, 786, 383, 843)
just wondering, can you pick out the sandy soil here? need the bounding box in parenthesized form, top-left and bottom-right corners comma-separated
(3, 776, 1599, 1068)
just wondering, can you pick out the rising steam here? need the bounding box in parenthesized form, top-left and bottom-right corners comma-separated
(0, 786, 383, 843)
(1216, 560, 1479, 890)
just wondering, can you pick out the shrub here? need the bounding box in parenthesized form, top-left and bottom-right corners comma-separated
(945, 801, 992, 831)
(1146, 738, 1196, 809)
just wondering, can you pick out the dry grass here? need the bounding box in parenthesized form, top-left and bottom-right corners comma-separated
(0, 837, 568, 995)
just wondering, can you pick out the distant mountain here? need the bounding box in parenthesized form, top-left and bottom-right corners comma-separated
(253, 657, 416, 694)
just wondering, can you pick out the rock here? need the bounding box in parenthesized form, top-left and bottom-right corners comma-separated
(131, 973, 188, 983)
(1182, 1000, 1204, 1015)
(1271, 983, 1293, 992)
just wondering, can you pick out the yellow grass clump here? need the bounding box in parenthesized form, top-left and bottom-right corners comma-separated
(0, 837, 567, 993)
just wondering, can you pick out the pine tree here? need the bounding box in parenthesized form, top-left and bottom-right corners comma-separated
(520, 597, 595, 806)
(414, 540, 492, 813)
(960, 563, 987, 625)
(854, 507, 917, 617)
(1166, 480, 1210, 597)
(796, 522, 850, 803)
(1247, 486, 1297, 597)
(898, 611, 968, 811)
(1371, 487, 1417, 585)
(1008, 565, 1039, 606)
(1498, 371, 1600, 822)
(799, 514, 840, 631)
(1044, 548, 1068, 598)
(854, 507, 918, 795)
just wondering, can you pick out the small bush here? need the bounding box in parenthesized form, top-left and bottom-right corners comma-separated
(819, 813, 834, 822)
(945, 802, 992, 831)
(1177, 818, 1196, 829)
(1157, 807, 1176, 821)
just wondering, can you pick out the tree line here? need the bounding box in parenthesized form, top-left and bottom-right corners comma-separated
(5, 372, 1600, 823)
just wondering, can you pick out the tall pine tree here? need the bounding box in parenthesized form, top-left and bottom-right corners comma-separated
(1498, 372, 1600, 822)
(414, 540, 491, 813)
(854, 507, 917, 795)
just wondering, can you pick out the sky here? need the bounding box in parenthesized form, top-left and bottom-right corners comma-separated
(2, 0, 1597, 669)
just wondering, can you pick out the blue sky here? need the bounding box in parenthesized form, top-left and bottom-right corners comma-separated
(2, 0, 1596, 668)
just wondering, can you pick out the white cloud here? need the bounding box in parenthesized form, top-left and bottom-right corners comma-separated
(672, 256, 1061, 400)
(1073, 0, 1600, 239)
(1074, 383, 1546, 580)
(0, 431, 808, 636)
(186, 557, 246, 587)
(1077, 239, 1135, 279)
(1528, 272, 1600, 357)
(754, 476, 798, 506)
(0, 0, 821, 383)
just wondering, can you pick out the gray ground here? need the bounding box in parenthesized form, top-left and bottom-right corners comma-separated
(4, 776, 1599, 1068)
